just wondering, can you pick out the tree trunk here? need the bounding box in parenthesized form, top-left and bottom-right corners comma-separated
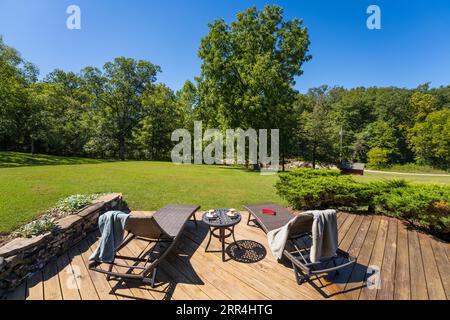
(312, 143, 317, 169)
(282, 152, 286, 172)
(119, 135, 126, 161)
(31, 139, 35, 155)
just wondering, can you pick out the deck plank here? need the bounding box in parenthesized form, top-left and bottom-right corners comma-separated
(26, 271, 44, 300)
(56, 253, 81, 300)
(347, 216, 373, 259)
(85, 234, 135, 300)
(344, 215, 381, 300)
(337, 214, 357, 244)
(359, 216, 389, 300)
(376, 218, 398, 300)
(418, 232, 446, 300)
(337, 212, 349, 230)
(68, 246, 100, 300)
(334, 215, 372, 294)
(394, 220, 410, 300)
(75, 239, 117, 300)
(430, 239, 450, 299)
(42, 258, 63, 300)
(339, 215, 365, 250)
(408, 230, 429, 300)
(163, 239, 231, 300)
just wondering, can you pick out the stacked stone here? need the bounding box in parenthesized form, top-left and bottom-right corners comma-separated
(0, 193, 123, 295)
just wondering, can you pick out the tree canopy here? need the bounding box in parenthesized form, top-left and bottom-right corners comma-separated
(0, 6, 449, 170)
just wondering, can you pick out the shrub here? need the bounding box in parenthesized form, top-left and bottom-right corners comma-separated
(12, 215, 55, 238)
(276, 169, 376, 210)
(367, 147, 390, 168)
(275, 169, 450, 239)
(374, 185, 450, 236)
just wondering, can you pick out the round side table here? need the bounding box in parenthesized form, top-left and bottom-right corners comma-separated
(202, 209, 241, 262)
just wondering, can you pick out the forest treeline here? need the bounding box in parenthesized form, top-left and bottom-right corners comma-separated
(1, 6, 449, 169)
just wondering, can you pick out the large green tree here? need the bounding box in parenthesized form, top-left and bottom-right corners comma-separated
(0, 37, 39, 152)
(81, 57, 161, 160)
(295, 86, 339, 168)
(196, 5, 311, 166)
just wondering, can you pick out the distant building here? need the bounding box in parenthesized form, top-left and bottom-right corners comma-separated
(340, 162, 365, 176)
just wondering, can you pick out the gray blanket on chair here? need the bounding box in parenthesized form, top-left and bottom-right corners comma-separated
(89, 211, 130, 263)
(267, 210, 338, 263)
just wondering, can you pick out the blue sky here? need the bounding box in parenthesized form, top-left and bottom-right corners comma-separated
(0, 0, 449, 92)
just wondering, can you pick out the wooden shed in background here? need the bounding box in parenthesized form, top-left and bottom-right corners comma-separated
(340, 162, 365, 176)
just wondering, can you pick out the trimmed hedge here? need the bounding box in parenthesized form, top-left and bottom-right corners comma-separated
(375, 185, 450, 235)
(276, 169, 450, 239)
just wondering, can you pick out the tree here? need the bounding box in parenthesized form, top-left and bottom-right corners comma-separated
(331, 88, 376, 162)
(408, 109, 450, 169)
(410, 91, 436, 122)
(177, 80, 198, 131)
(354, 120, 399, 163)
(197, 5, 311, 167)
(0, 36, 39, 152)
(25, 70, 92, 156)
(295, 86, 339, 168)
(134, 84, 182, 160)
(367, 147, 391, 168)
(81, 57, 161, 160)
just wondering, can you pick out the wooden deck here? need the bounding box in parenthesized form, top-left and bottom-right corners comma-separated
(4, 212, 450, 300)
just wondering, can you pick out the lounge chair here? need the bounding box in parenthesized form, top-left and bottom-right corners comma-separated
(243, 203, 356, 289)
(89, 204, 200, 288)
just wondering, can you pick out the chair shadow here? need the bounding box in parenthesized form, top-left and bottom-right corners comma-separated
(248, 218, 369, 299)
(109, 219, 205, 300)
(278, 253, 369, 299)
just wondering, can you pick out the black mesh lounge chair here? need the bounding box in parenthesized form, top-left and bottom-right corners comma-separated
(89, 204, 200, 288)
(244, 203, 356, 290)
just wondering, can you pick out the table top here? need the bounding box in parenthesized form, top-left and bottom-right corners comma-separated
(202, 208, 242, 228)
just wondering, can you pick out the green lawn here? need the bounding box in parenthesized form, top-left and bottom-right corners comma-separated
(0, 155, 283, 234)
(356, 171, 450, 185)
(1, 152, 449, 235)
(366, 164, 449, 174)
(0, 151, 109, 168)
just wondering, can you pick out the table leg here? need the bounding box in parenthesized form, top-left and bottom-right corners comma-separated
(205, 227, 213, 252)
(231, 226, 241, 250)
(220, 228, 226, 262)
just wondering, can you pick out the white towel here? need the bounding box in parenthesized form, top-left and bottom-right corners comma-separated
(267, 210, 338, 263)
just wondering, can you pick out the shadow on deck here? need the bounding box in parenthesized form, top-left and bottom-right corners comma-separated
(4, 212, 449, 300)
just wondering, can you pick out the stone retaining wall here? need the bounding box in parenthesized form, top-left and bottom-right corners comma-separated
(0, 193, 125, 294)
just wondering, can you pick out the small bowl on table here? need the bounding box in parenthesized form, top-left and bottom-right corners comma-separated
(226, 208, 239, 219)
(206, 209, 218, 220)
